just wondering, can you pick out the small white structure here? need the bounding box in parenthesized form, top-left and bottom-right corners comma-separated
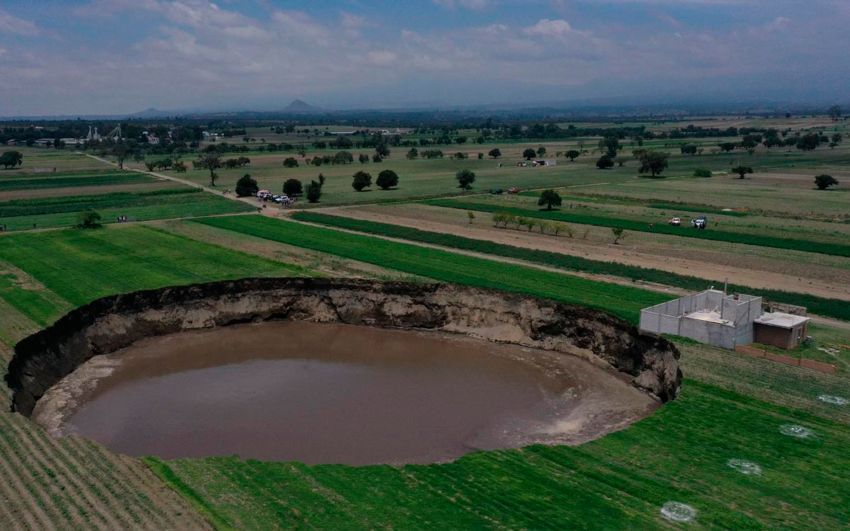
(640, 289, 762, 349)
(640, 289, 810, 350)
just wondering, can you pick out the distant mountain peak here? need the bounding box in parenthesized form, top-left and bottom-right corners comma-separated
(283, 99, 322, 113)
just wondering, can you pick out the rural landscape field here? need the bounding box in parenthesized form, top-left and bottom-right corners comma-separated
(2, 0, 850, 529)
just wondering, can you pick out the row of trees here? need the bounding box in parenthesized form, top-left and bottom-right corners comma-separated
(351, 170, 400, 191)
(491, 212, 573, 237)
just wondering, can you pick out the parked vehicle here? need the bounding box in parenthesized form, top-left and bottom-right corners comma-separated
(692, 216, 708, 229)
(489, 188, 504, 194)
(507, 187, 521, 194)
(669, 217, 681, 226)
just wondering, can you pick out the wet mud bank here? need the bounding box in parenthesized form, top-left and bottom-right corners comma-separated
(7, 278, 682, 419)
(35, 321, 661, 464)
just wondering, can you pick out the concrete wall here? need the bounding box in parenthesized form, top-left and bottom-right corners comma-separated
(680, 316, 737, 349)
(639, 290, 763, 350)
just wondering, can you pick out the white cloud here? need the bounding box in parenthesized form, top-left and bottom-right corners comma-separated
(433, 0, 490, 10)
(523, 19, 574, 38)
(0, 9, 39, 36)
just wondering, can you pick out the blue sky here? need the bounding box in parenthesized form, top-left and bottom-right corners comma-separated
(0, 0, 847, 115)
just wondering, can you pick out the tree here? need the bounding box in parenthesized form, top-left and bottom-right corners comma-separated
(536, 146, 546, 157)
(522, 148, 537, 160)
(599, 136, 620, 157)
(565, 150, 580, 161)
(283, 157, 299, 168)
(637, 150, 669, 177)
(283, 178, 303, 196)
(358, 153, 370, 164)
(732, 166, 753, 179)
(456, 169, 476, 190)
(305, 180, 323, 203)
(596, 155, 614, 169)
(76, 210, 102, 229)
(372, 153, 383, 163)
(235, 174, 259, 197)
(406, 148, 419, 160)
(488, 148, 502, 159)
(680, 144, 698, 155)
(611, 227, 625, 245)
(195, 153, 222, 186)
(173, 161, 187, 173)
(375, 144, 390, 158)
(718, 142, 737, 152)
(112, 144, 129, 169)
(814, 174, 839, 190)
(796, 133, 821, 151)
(467, 211, 475, 225)
(693, 168, 712, 178)
(352, 171, 372, 191)
(0, 150, 23, 169)
(537, 189, 562, 211)
(829, 105, 842, 121)
(376, 170, 399, 190)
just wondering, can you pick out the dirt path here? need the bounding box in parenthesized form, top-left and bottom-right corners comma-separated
(323, 205, 850, 302)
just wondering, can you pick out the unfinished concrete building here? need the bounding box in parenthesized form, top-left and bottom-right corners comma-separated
(639, 289, 809, 350)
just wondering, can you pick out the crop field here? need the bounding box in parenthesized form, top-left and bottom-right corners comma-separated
(0, 188, 254, 231)
(0, 225, 309, 324)
(195, 215, 667, 323)
(291, 211, 850, 321)
(426, 198, 850, 257)
(1, 115, 850, 530)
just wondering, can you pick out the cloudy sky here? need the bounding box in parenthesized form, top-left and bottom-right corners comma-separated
(0, 0, 847, 116)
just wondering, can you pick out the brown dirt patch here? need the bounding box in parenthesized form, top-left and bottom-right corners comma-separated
(329, 204, 850, 301)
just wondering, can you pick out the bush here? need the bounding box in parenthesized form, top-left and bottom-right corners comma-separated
(305, 180, 322, 203)
(376, 170, 399, 190)
(352, 171, 372, 191)
(235, 174, 259, 197)
(283, 178, 303, 197)
(815, 174, 839, 190)
(596, 155, 614, 169)
(283, 157, 299, 168)
(76, 210, 102, 229)
(693, 168, 712, 178)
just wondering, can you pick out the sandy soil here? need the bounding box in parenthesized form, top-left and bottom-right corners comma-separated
(327, 205, 850, 301)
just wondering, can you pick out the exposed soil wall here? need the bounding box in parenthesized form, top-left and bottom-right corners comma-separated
(6, 278, 682, 416)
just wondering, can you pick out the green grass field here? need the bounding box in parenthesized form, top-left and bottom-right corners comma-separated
(195, 215, 667, 323)
(0, 188, 254, 231)
(0, 172, 156, 191)
(0, 225, 309, 324)
(292, 211, 850, 321)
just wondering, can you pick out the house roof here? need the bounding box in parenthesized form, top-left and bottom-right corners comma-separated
(754, 312, 810, 330)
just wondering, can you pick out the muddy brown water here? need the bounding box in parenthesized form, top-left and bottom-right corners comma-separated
(35, 321, 657, 465)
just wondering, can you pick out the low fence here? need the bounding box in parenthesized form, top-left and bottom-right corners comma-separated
(735, 345, 837, 374)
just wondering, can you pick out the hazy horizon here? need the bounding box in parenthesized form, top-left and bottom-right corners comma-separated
(1, 0, 848, 117)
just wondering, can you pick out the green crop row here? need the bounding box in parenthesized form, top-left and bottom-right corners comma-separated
(424, 199, 850, 258)
(196, 215, 668, 323)
(0, 225, 309, 321)
(0, 188, 196, 217)
(292, 212, 850, 321)
(0, 173, 155, 191)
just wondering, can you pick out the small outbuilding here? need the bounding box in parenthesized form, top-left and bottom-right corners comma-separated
(753, 312, 810, 350)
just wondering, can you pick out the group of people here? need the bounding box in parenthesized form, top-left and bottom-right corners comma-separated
(116, 215, 130, 223)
